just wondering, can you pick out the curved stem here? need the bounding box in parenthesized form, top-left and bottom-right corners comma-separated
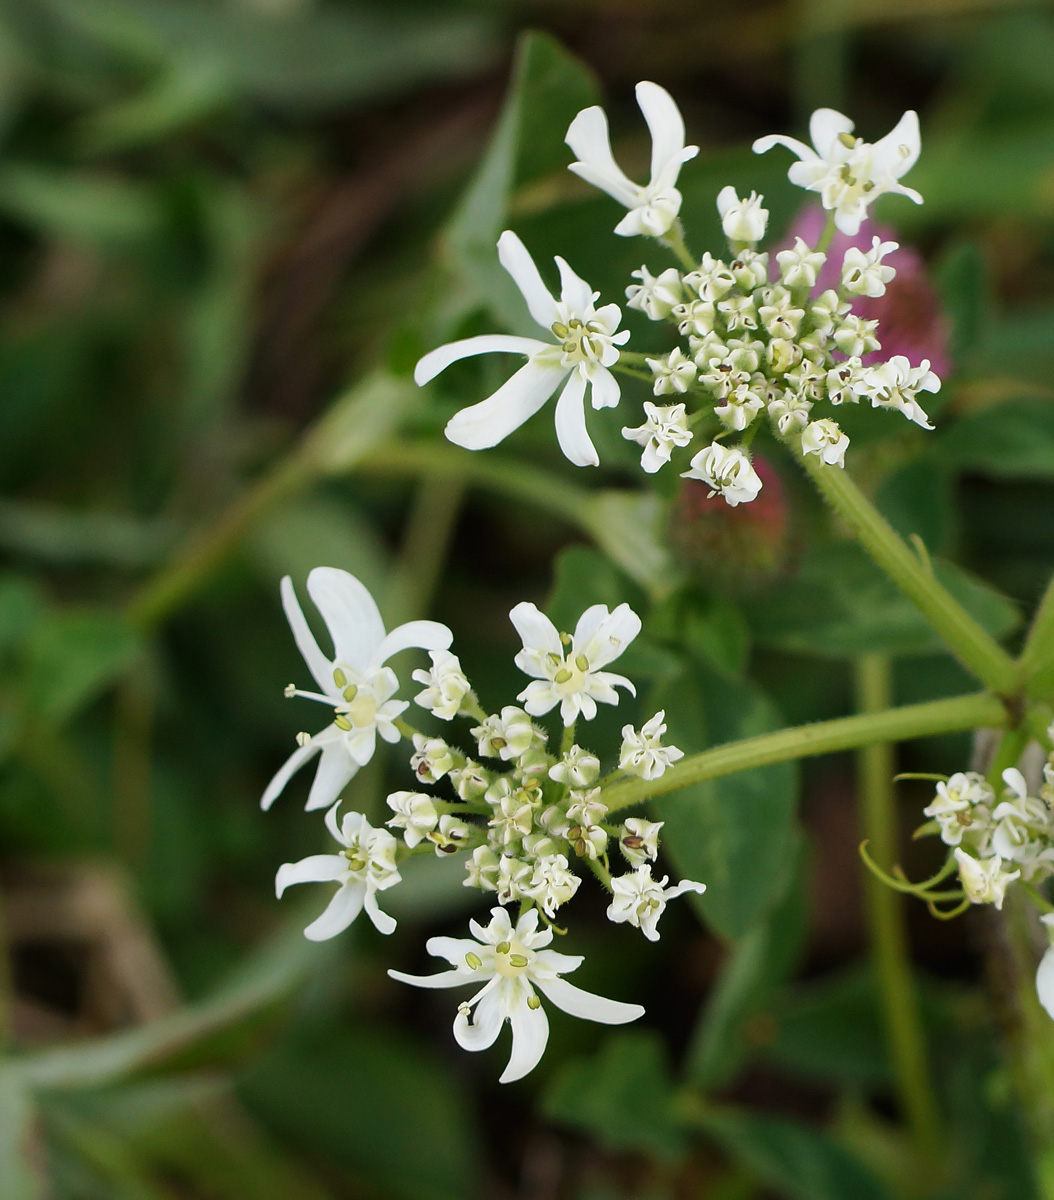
(1022, 571, 1054, 699)
(800, 455, 1020, 696)
(602, 691, 1005, 814)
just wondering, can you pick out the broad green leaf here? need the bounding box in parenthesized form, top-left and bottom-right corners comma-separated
(0, 1070, 45, 1200)
(699, 1108, 895, 1200)
(22, 610, 141, 723)
(743, 542, 1019, 658)
(240, 1026, 480, 1200)
(933, 240, 989, 374)
(542, 1031, 686, 1160)
(0, 573, 43, 654)
(875, 459, 955, 557)
(650, 660, 800, 940)
(580, 490, 681, 600)
(687, 849, 808, 1089)
(937, 397, 1054, 481)
(0, 164, 161, 246)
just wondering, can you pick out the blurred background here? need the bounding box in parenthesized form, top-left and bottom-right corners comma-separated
(2, 0, 1054, 1197)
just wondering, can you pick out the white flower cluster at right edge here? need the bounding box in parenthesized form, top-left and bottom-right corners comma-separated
(261, 566, 704, 1082)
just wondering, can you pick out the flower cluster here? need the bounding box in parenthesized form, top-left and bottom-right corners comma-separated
(415, 85, 938, 508)
(263, 568, 703, 1081)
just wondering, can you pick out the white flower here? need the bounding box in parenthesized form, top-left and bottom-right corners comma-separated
(464, 845, 500, 891)
(852, 356, 939, 430)
(626, 265, 684, 320)
(622, 401, 693, 473)
(832, 315, 880, 359)
(620, 817, 663, 867)
(263, 569, 453, 812)
(566, 787, 608, 830)
(430, 814, 472, 855)
(716, 186, 768, 244)
(842, 237, 899, 297)
(410, 733, 457, 784)
(449, 759, 493, 801)
(768, 392, 813, 435)
(1036, 914, 1054, 1021)
(753, 108, 922, 236)
(922, 771, 994, 849)
(619, 711, 684, 780)
(953, 848, 1019, 910)
(775, 237, 826, 290)
(386, 790, 439, 849)
(276, 807, 401, 939)
(646, 348, 697, 397)
(415, 231, 629, 468)
(681, 442, 763, 507)
(523, 854, 582, 917)
(990, 768, 1054, 877)
(471, 706, 546, 761)
(389, 907, 643, 1082)
(607, 865, 706, 941)
(510, 601, 641, 726)
(413, 649, 472, 720)
(549, 745, 601, 788)
(566, 81, 699, 238)
(801, 419, 849, 468)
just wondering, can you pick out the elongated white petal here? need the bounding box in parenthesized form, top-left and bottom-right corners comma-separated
(752, 133, 818, 161)
(809, 108, 854, 157)
(307, 567, 385, 675)
(664, 879, 707, 900)
(554, 370, 598, 467)
(303, 881, 364, 941)
(1038, 924, 1054, 1020)
(871, 109, 920, 179)
(497, 230, 559, 328)
(275, 854, 347, 898)
(510, 601, 562, 659)
(415, 334, 549, 386)
(636, 80, 691, 183)
(565, 106, 640, 208)
(534, 976, 645, 1024)
(424, 936, 480, 967)
(306, 741, 358, 811)
(445, 359, 567, 451)
(261, 739, 320, 811)
(575, 603, 641, 666)
(588, 364, 620, 411)
(555, 255, 594, 316)
(363, 888, 397, 935)
(388, 966, 471, 990)
(500, 991, 550, 1083)
(372, 619, 453, 671)
(344, 724, 378, 769)
(455, 985, 506, 1053)
(280, 576, 332, 692)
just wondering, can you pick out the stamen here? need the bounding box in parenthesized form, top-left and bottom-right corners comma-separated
(508, 953, 529, 968)
(495, 940, 511, 955)
(334, 714, 352, 731)
(551, 321, 568, 339)
(284, 683, 297, 698)
(837, 132, 856, 149)
(574, 654, 589, 672)
(343, 684, 358, 702)
(465, 952, 482, 970)
(559, 632, 572, 646)
(554, 668, 573, 684)
(527, 994, 542, 1010)
(296, 731, 312, 747)
(333, 668, 347, 688)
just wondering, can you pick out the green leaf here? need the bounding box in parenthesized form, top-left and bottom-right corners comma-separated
(441, 31, 598, 335)
(743, 542, 1019, 659)
(545, 545, 642, 633)
(22, 609, 141, 723)
(0, 1070, 46, 1200)
(933, 240, 989, 373)
(0, 573, 43, 655)
(650, 660, 800, 941)
(687, 849, 808, 1089)
(938, 397, 1054, 481)
(0, 164, 161, 246)
(699, 1108, 895, 1200)
(542, 1031, 686, 1160)
(580, 490, 681, 600)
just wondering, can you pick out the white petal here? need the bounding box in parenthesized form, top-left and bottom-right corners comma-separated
(555, 255, 595, 316)
(261, 738, 321, 811)
(871, 109, 920, 179)
(534, 976, 645, 1025)
(372, 619, 453, 670)
(445, 359, 567, 451)
(425, 935, 481, 967)
(415, 334, 550, 385)
(518, 678, 560, 717)
(280, 576, 332, 692)
(554, 370, 598, 467)
(752, 133, 819, 161)
(455, 985, 506, 1052)
(497, 230, 559, 328)
(306, 741, 359, 811)
(509, 601, 562, 658)
(499, 990, 550, 1083)
(664, 879, 707, 901)
(388, 966, 472, 990)
(636, 81, 689, 184)
(363, 887, 397, 935)
(306, 568, 385, 675)
(1038, 945, 1054, 1020)
(808, 108, 854, 157)
(275, 854, 347, 898)
(588, 364, 620, 411)
(565, 106, 639, 208)
(344, 724, 378, 769)
(576, 603, 641, 667)
(303, 881, 365, 941)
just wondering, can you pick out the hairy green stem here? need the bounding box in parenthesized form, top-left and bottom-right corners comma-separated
(602, 690, 1005, 813)
(801, 456, 1019, 696)
(855, 655, 942, 1156)
(1022, 571, 1054, 699)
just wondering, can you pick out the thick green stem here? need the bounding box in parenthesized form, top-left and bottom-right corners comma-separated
(1021, 571, 1054, 699)
(603, 691, 1005, 814)
(801, 456, 1019, 696)
(855, 655, 942, 1157)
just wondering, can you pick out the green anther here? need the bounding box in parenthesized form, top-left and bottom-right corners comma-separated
(586, 321, 602, 333)
(554, 668, 573, 684)
(547, 652, 561, 666)
(567, 825, 583, 841)
(563, 341, 577, 354)
(334, 714, 352, 731)
(574, 654, 589, 672)
(559, 632, 572, 646)
(491, 736, 507, 749)
(838, 131, 856, 149)
(333, 667, 347, 688)
(508, 954, 529, 968)
(465, 952, 482, 970)
(574, 838, 587, 857)
(527, 994, 542, 1010)
(343, 684, 358, 702)
(495, 941, 511, 955)
(551, 322, 568, 339)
